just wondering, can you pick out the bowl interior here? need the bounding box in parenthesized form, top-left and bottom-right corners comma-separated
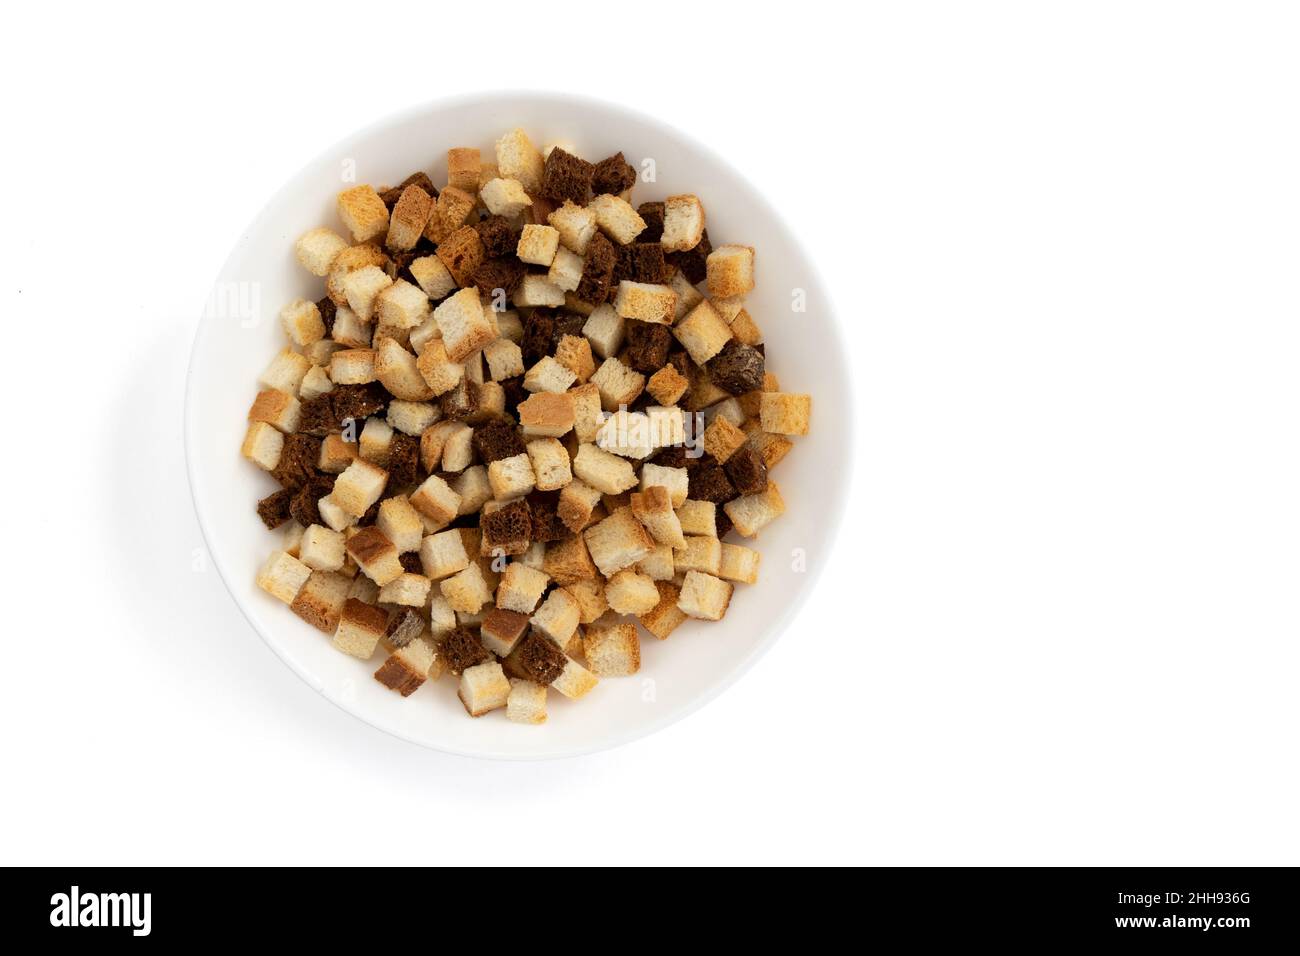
(186, 92, 851, 758)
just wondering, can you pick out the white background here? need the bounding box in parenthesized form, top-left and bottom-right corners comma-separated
(2, 1, 1297, 865)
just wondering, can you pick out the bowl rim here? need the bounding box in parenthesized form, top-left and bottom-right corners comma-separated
(183, 89, 856, 760)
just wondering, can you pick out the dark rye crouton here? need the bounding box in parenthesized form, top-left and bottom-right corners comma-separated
(520, 311, 557, 365)
(513, 631, 569, 686)
(399, 552, 423, 574)
(474, 215, 519, 259)
(541, 148, 594, 206)
(591, 152, 636, 196)
(386, 607, 425, 646)
(689, 462, 738, 503)
(440, 626, 492, 675)
(576, 232, 617, 304)
(706, 341, 765, 395)
(257, 488, 294, 530)
(636, 202, 665, 243)
(332, 383, 389, 428)
(440, 379, 479, 421)
(724, 445, 768, 496)
(272, 433, 323, 490)
(316, 296, 337, 336)
(297, 394, 335, 437)
(289, 473, 335, 528)
(386, 432, 420, 487)
(528, 492, 574, 543)
(623, 321, 673, 374)
(472, 257, 526, 297)
(472, 418, 527, 463)
(499, 375, 528, 415)
(481, 498, 532, 556)
(613, 242, 668, 285)
(551, 313, 586, 350)
(665, 228, 712, 284)
(715, 506, 733, 539)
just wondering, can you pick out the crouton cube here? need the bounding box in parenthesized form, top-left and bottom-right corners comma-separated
(345, 527, 403, 586)
(425, 185, 476, 244)
(458, 660, 512, 716)
(572, 443, 638, 496)
(256, 550, 311, 604)
(375, 337, 435, 402)
(487, 452, 536, 500)
(588, 194, 646, 244)
(614, 281, 676, 324)
(581, 303, 625, 359)
(729, 307, 763, 346)
(549, 338, 594, 389)
(432, 288, 497, 363)
(497, 561, 550, 614)
(409, 255, 458, 301)
(242, 420, 283, 471)
(523, 355, 577, 394)
(570, 382, 604, 443)
(480, 608, 531, 658)
(674, 299, 733, 365)
(299, 365, 334, 402)
(280, 299, 325, 347)
(583, 507, 655, 577)
(386, 400, 438, 437)
(526, 438, 573, 491)
(358, 416, 393, 464)
(723, 482, 786, 538)
(483, 337, 525, 380)
(702, 414, 748, 463)
(337, 185, 389, 243)
(542, 535, 599, 585)
(531, 588, 580, 646)
(517, 224, 560, 266)
(513, 392, 573, 439)
(415, 341, 465, 396)
(706, 244, 756, 297)
(440, 562, 493, 614)
(479, 176, 533, 218)
(506, 679, 547, 724)
(564, 578, 608, 623)
(639, 581, 687, 639)
(630, 486, 687, 548)
(342, 264, 393, 324)
(329, 348, 377, 385)
(330, 458, 387, 518)
(550, 658, 599, 699)
(376, 279, 430, 331)
(315, 434, 355, 474)
(661, 194, 706, 252)
(512, 274, 567, 308)
(331, 307, 372, 350)
(451, 465, 492, 516)
(547, 246, 584, 293)
(494, 128, 545, 193)
(548, 199, 598, 254)
(259, 347, 312, 396)
(378, 572, 431, 607)
(386, 184, 434, 252)
(410, 474, 463, 527)
(435, 223, 485, 287)
(376, 496, 423, 554)
(288, 570, 350, 632)
(646, 366, 689, 406)
(677, 570, 733, 621)
(596, 409, 654, 460)
(374, 637, 437, 696)
(332, 598, 389, 659)
(640, 463, 689, 508)
(420, 528, 471, 580)
(481, 498, 532, 557)
(557, 479, 603, 533)
(317, 495, 356, 532)
(603, 571, 660, 617)
(295, 227, 349, 276)
(590, 357, 645, 411)
(718, 542, 760, 584)
(299, 524, 346, 572)
(759, 392, 812, 436)
(676, 499, 717, 537)
(669, 269, 704, 322)
(445, 146, 481, 191)
(636, 543, 675, 581)
(674, 535, 722, 575)
(583, 621, 642, 676)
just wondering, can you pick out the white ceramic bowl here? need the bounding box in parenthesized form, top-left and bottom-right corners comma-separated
(185, 92, 852, 759)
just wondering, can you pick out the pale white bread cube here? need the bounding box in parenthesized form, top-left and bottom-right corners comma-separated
(547, 246, 584, 292)
(646, 406, 686, 449)
(295, 227, 349, 276)
(674, 535, 722, 575)
(573, 443, 638, 495)
(415, 341, 465, 397)
(280, 299, 325, 347)
(588, 193, 646, 244)
(676, 499, 717, 537)
(331, 308, 372, 350)
(345, 527, 404, 586)
(497, 561, 550, 614)
(723, 482, 786, 538)
(326, 243, 389, 307)
(630, 486, 687, 548)
(451, 465, 492, 515)
(494, 128, 545, 193)
(710, 397, 746, 427)
(718, 542, 761, 584)
(557, 479, 603, 533)
(660, 194, 706, 252)
(583, 506, 655, 577)
(495, 310, 524, 343)
(550, 658, 599, 700)
(299, 524, 346, 572)
(553, 336, 595, 387)
(479, 176, 533, 218)
(636, 543, 676, 581)
(358, 416, 393, 465)
(613, 281, 676, 324)
(569, 383, 603, 443)
(512, 274, 567, 308)
(639, 581, 688, 639)
(517, 224, 560, 266)
(581, 303, 625, 359)
(330, 458, 388, 518)
(706, 244, 756, 298)
(376, 279, 430, 331)
(348, 574, 380, 605)
(483, 338, 525, 381)
(433, 288, 497, 363)
(677, 570, 733, 621)
(376, 496, 424, 553)
(299, 365, 334, 402)
(241, 421, 283, 471)
(386, 400, 439, 436)
(378, 572, 432, 607)
(527, 438, 573, 491)
(669, 269, 705, 321)
(408, 316, 441, 356)
(247, 389, 301, 434)
(329, 348, 378, 385)
(640, 463, 688, 508)
(259, 348, 311, 397)
(303, 338, 344, 368)
(332, 597, 389, 659)
(583, 621, 642, 676)
(410, 474, 463, 527)
(375, 337, 436, 402)
(409, 255, 458, 301)
(420, 528, 471, 580)
(507, 679, 547, 724)
(317, 494, 357, 532)
(428, 595, 457, 637)
(674, 299, 733, 365)
(342, 264, 393, 323)
(589, 357, 645, 411)
(336, 185, 389, 243)
(603, 570, 660, 616)
(564, 577, 608, 623)
(531, 588, 581, 645)
(440, 562, 493, 614)
(487, 453, 536, 500)
(548, 199, 599, 254)
(282, 521, 306, 558)
(523, 355, 577, 394)
(596, 409, 654, 460)
(711, 294, 747, 323)
(458, 660, 512, 717)
(256, 550, 312, 604)
(759, 392, 812, 436)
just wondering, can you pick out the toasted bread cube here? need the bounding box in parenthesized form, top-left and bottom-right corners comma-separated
(259, 348, 311, 396)
(476, 608, 529, 658)
(458, 660, 511, 716)
(494, 128, 545, 193)
(639, 581, 687, 639)
(588, 193, 646, 244)
(669, 270, 704, 322)
(583, 621, 642, 675)
(674, 535, 722, 575)
(386, 400, 438, 437)
(516, 391, 576, 441)
(409, 255, 458, 301)
(603, 571, 659, 616)
(300, 365, 334, 402)
(410, 474, 462, 527)
(359, 416, 393, 464)
(483, 337, 525, 381)
(326, 243, 389, 307)
(723, 482, 786, 538)
(242, 420, 283, 471)
(256, 550, 311, 604)
(409, 316, 441, 356)
(639, 464, 689, 510)
(385, 184, 434, 252)
(557, 479, 603, 533)
(345, 527, 403, 586)
(487, 453, 536, 500)
(376, 279, 430, 331)
(479, 176, 533, 218)
(548, 199, 598, 253)
(517, 224, 560, 266)
(447, 147, 481, 191)
(590, 357, 645, 412)
(512, 274, 567, 309)
(295, 227, 349, 276)
(614, 281, 676, 324)
(375, 337, 435, 401)
(433, 288, 496, 363)
(348, 574, 380, 604)
(706, 244, 755, 297)
(317, 434, 357, 474)
(342, 264, 393, 324)
(718, 542, 760, 584)
(564, 578, 608, 623)
(523, 356, 577, 395)
(596, 409, 654, 460)
(420, 529, 471, 580)
(677, 570, 732, 621)
(497, 561, 550, 614)
(299, 524, 346, 572)
(526, 438, 573, 491)
(646, 365, 689, 406)
(329, 348, 377, 385)
(280, 299, 325, 347)
(646, 406, 686, 449)
(440, 562, 493, 614)
(636, 543, 675, 581)
(290, 570, 351, 631)
(378, 572, 431, 607)
(506, 679, 547, 724)
(702, 414, 747, 463)
(337, 185, 389, 243)
(303, 338, 344, 368)
(547, 246, 584, 293)
(330, 308, 372, 350)
(427, 186, 477, 243)
(282, 521, 306, 558)
(711, 295, 746, 323)
(376, 496, 424, 554)
(531, 588, 580, 646)
(551, 658, 599, 699)
(711, 396, 746, 427)
(675, 299, 733, 365)
(451, 465, 492, 516)
(434, 224, 485, 287)
(581, 303, 625, 359)
(374, 637, 437, 696)
(331, 458, 388, 517)
(317, 494, 356, 532)
(543, 535, 599, 585)
(630, 486, 687, 548)
(572, 443, 638, 496)
(583, 507, 655, 577)
(759, 392, 812, 436)
(676, 499, 717, 537)
(661, 194, 705, 252)
(729, 307, 763, 346)
(415, 340, 465, 396)
(333, 598, 389, 658)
